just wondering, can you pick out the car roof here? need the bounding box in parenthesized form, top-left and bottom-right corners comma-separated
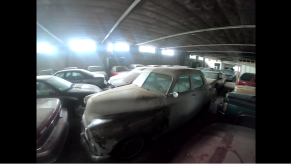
(88, 66, 102, 68)
(54, 69, 91, 74)
(142, 67, 201, 77)
(40, 69, 54, 71)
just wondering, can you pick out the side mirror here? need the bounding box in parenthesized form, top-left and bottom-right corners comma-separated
(169, 92, 179, 98)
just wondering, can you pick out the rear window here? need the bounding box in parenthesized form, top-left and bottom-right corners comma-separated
(240, 73, 254, 81)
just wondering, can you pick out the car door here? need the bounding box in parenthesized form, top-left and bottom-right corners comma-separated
(166, 75, 196, 131)
(191, 73, 207, 114)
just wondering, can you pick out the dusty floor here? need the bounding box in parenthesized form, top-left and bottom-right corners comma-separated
(55, 82, 236, 163)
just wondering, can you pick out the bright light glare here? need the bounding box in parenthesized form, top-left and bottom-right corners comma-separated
(107, 43, 129, 51)
(139, 46, 155, 53)
(37, 43, 55, 54)
(190, 55, 196, 59)
(69, 40, 96, 52)
(162, 50, 174, 56)
(107, 43, 113, 51)
(199, 57, 203, 60)
(205, 58, 209, 61)
(114, 43, 129, 51)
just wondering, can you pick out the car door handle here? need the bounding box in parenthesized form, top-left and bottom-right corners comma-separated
(192, 94, 195, 96)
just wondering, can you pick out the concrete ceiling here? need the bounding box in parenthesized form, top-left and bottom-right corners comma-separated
(37, 0, 256, 62)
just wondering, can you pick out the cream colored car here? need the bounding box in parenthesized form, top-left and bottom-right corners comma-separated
(80, 67, 217, 161)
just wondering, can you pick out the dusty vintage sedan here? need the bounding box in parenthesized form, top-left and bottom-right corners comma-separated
(80, 67, 216, 161)
(37, 98, 68, 163)
(204, 71, 226, 90)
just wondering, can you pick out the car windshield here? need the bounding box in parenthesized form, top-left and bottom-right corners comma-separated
(46, 76, 73, 91)
(116, 66, 129, 72)
(139, 72, 172, 95)
(240, 73, 254, 81)
(204, 72, 219, 79)
(88, 67, 103, 72)
(223, 70, 234, 75)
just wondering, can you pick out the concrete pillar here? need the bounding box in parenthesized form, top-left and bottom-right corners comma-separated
(221, 61, 225, 70)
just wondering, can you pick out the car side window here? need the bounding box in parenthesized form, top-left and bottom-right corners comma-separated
(55, 72, 64, 78)
(192, 75, 204, 89)
(71, 72, 85, 80)
(37, 81, 54, 96)
(65, 72, 72, 80)
(218, 73, 222, 79)
(173, 76, 190, 93)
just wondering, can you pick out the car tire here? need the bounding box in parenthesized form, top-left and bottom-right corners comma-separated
(74, 104, 86, 117)
(113, 136, 144, 159)
(200, 101, 211, 116)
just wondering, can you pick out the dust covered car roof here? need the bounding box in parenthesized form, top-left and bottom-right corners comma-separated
(141, 67, 201, 77)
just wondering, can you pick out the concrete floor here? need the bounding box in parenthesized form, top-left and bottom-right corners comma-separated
(55, 82, 236, 163)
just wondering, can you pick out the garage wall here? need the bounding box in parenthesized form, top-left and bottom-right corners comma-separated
(37, 45, 67, 72)
(37, 45, 181, 72)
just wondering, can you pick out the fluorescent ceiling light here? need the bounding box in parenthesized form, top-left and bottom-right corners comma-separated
(162, 49, 174, 56)
(199, 57, 203, 60)
(69, 40, 96, 52)
(114, 43, 129, 51)
(107, 43, 113, 51)
(139, 46, 155, 53)
(37, 43, 55, 54)
(190, 55, 196, 59)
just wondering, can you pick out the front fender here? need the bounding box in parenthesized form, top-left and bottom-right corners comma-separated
(87, 107, 170, 154)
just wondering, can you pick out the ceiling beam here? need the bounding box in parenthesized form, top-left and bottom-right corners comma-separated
(135, 25, 255, 46)
(187, 51, 255, 54)
(160, 44, 255, 49)
(37, 22, 63, 43)
(101, 0, 141, 43)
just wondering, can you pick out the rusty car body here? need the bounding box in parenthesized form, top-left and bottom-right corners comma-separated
(37, 98, 68, 163)
(171, 123, 255, 163)
(204, 71, 226, 90)
(80, 67, 216, 161)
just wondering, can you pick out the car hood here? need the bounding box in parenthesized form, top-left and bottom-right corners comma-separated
(91, 71, 107, 76)
(67, 83, 102, 93)
(84, 84, 165, 125)
(206, 78, 217, 84)
(37, 98, 61, 139)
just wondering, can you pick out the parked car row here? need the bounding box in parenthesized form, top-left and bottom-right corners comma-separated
(37, 66, 255, 162)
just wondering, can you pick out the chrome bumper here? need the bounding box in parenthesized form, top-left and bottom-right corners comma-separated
(80, 132, 111, 162)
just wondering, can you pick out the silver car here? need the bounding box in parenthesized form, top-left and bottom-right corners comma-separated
(80, 67, 216, 161)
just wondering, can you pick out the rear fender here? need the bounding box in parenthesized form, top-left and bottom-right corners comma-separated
(204, 87, 216, 104)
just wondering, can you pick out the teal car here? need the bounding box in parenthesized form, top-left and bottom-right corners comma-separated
(217, 91, 255, 129)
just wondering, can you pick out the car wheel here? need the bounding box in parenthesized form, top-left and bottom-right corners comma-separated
(114, 136, 144, 159)
(74, 104, 85, 117)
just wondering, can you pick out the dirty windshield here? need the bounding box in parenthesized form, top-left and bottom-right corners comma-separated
(141, 73, 172, 95)
(204, 72, 219, 79)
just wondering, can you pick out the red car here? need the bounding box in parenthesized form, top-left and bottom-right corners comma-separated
(237, 73, 256, 87)
(37, 98, 68, 163)
(110, 66, 130, 76)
